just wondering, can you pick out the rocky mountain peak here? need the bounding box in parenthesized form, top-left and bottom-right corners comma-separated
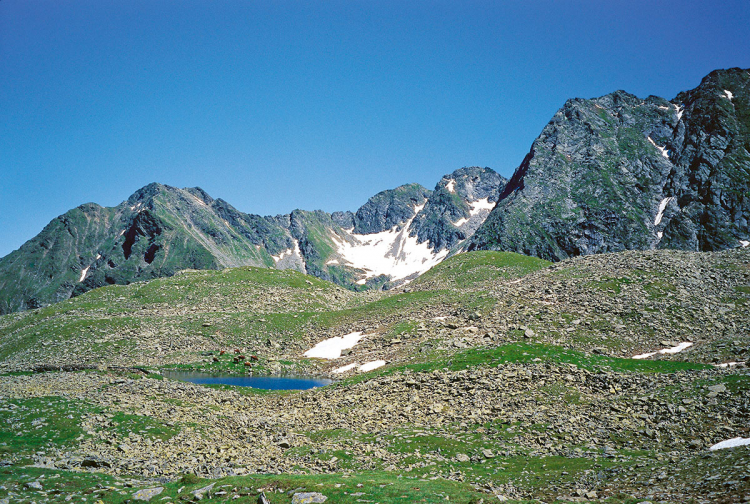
(125, 182, 170, 205)
(352, 183, 431, 234)
(470, 67, 750, 260)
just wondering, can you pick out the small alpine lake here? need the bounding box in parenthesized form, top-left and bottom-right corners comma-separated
(162, 371, 332, 390)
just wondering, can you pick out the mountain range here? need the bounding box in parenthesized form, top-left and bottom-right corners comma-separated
(0, 167, 505, 314)
(1, 68, 748, 314)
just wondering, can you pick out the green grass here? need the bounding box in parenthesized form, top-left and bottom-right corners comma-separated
(0, 466, 500, 504)
(102, 411, 179, 442)
(0, 396, 93, 461)
(337, 342, 709, 388)
(412, 251, 551, 289)
(588, 277, 634, 295)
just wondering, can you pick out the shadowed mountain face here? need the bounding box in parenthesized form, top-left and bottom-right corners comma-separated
(0, 168, 506, 314)
(469, 68, 750, 259)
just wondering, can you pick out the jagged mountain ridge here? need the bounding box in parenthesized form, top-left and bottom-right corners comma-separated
(469, 67, 750, 259)
(4, 68, 749, 315)
(0, 167, 506, 314)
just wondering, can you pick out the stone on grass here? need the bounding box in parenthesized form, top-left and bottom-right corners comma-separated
(292, 492, 328, 504)
(132, 487, 164, 501)
(192, 483, 215, 500)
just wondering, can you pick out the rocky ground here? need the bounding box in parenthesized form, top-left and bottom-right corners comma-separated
(0, 249, 749, 503)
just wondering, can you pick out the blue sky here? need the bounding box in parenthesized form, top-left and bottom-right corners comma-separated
(1, 0, 749, 258)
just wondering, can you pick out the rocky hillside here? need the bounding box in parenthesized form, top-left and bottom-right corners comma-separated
(0, 168, 505, 314)
(0, 247, 748, 502)
(470, 67, 750, 260)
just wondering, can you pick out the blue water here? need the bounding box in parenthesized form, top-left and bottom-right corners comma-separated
(163, 371, 332, 390)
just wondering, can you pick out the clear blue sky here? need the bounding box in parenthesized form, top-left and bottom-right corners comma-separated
(2, 0, 749, 258)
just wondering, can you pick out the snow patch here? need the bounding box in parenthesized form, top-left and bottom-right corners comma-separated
(272, 248, 293, 263)
(96, 254, 101, 260)
(469, 197, 495, 216)
(294, 241, 307, 271)
(332, 363, 358, 374)
(675, 105, 684, 121)
(332, 204, 449, 283)
(714, 361, 743, 369)
(304, 332, 364, 359)
(453, 217, 469, 227)
(326, 259, 340, 265)
(709, 437, 750, 451)
(359, 360, 386, 372)
(632, 342, 693, 360)
(739, 240, 749, 248)
(654, 197, 674, 226)
(445, 179, 456, 193)
(661, 342, 693, 354)
(119, 230, 126, 237)
(432, 316, 448, 321)
(658, 105, 669, 110)
(647, 136, 670, 159)
(355, 279, 367, 285)
(723, 90, 734, 100)
(657, 231, 664, 240)
(79, 266, 90, 283)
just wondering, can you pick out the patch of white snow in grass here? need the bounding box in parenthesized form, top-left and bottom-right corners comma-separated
(332, 363, 358, 374)
(359, 360, 386, 372)
(654, 197, 674, 226)
(355, 279, 367, 285)
(96, 254, 101, 260)
(119, 230, 126, 236)
(332, 204, 449, 283)
(676, 105, 684, 121)
(469, 198, 495, 216)
(632, 342, 693, 360)
(304, 332, 364, 359)
(740, 240, 749, 248)
(453, 217, 469, 227)
(648, 137, 670, 159)
(658, 105, 669, 110)
(445, 180, 456, 193)
(709, 437, 750, 451)
(714, 361, 743, 369)
(657, 231, 664, 240)
(723, 90, 734, 100)
(79, 266, 90, 283)
(326, 259, 340, 265)
(432, 316, 447, 321)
